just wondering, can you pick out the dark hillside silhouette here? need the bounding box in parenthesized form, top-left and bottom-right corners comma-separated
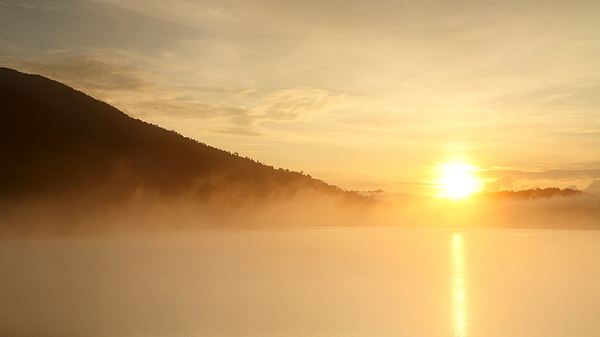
(0, 67, 365, 205)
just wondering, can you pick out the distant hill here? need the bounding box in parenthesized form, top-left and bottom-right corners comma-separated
(0, 67, 366, 206)
(485, 187, 583, 200)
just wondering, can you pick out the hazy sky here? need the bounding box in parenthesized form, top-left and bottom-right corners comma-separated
(1, 0, 599, 193)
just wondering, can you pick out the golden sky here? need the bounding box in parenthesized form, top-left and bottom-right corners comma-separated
(1, 0, 599, 194)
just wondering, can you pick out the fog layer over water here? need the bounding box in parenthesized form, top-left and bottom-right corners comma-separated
(1, 227, 599, 337)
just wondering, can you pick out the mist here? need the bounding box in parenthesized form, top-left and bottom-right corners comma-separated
(1, 188, 599, 238)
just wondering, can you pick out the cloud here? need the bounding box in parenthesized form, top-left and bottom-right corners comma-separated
(586, 180, 600, 195)
(0, 0, 198, 50)
(2, 51, 260, 132)
(136, 99, 252, 124)
(252, 88, 342, 121)
(138, 87, 344, 131)
(484, 168, 600, 181)
(211, 127, 262, 137)
(7, 52, 148, 91)
(3, 50, 342, 133)
(482, 167, 600, 191)
(134, 87, 343, 129)
(489, 82, 600, 115)
(2, 50, 343, 139)
(0, 1, 59, 11)
(550, 127, 600, 136)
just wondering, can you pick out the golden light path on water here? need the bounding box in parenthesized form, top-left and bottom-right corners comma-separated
(452, 233, 468, 337)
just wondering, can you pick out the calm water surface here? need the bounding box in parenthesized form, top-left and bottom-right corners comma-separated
(1, 227, 599, 337)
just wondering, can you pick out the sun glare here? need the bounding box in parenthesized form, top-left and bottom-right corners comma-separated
(437, 162, 482, 199)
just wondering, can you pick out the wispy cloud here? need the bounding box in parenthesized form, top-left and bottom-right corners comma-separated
(482, 167, 600, 191)
(3, 51, 344, 138)
(0, 0, 198, 50)
(550, 128, 600, 135)
(211, 127, 262, 137)
(484, 168, 600, 180)
(252, 88, 342, 122)
(8, 52, 148, 91)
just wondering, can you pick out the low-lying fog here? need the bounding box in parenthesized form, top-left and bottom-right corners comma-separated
(1, 192, 599, 235)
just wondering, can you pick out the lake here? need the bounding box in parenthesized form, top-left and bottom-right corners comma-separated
(1, 227, 599, 337)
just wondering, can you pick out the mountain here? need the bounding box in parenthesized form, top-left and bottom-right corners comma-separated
(0, 67, 366, 206)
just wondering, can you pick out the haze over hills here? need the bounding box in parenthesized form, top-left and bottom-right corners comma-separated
(0, 67, 366, 207)
(485, 187, 584, 199)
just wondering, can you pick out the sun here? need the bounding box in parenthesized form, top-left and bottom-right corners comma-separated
(436, 162, 482, 199)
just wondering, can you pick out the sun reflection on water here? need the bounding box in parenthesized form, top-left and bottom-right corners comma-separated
(452, 233, 468, 337)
